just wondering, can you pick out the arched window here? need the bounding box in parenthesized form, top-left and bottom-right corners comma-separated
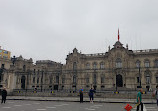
(100, 62, 105, 69)
(155, 60, 158, 68)
(116, 58, 122, 68)
(93, 62, 97, 69)
(144, 60, 150, 68)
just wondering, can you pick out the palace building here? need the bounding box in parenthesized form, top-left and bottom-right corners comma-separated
(0, 31, 158, 93)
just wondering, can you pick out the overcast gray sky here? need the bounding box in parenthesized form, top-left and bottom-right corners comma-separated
(0, 0, 158, 64)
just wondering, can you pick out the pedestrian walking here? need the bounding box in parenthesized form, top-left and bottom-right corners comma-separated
(136, 88, 143, 111)
(89, 88, 95, 103)
(79, 87, 83, 103)
(1, 87, 7, 104)
(152, 85, 158, 106)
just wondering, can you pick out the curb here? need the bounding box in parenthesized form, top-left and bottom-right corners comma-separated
(7, 98, 156, 104)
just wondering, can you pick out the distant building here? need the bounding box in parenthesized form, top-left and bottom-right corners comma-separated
(0, 46, 11, 59)
(0, 46, 12, 91)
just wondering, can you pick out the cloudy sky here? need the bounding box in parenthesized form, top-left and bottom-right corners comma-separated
(0, 0, 158, 64)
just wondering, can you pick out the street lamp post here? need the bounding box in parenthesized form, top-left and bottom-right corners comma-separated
(137, 62, 142, 88)
(139, 64, 142, 88)
(11, 56, 17, 66)
(0, 64, 4, 95)
(41, 70, 44, 92)
(0, 66, 3, 86)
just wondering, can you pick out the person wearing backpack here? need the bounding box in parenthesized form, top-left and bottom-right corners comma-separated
(152, 85, 158, 106)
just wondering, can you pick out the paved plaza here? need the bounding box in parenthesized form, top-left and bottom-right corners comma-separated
(0, 100, 157, 111)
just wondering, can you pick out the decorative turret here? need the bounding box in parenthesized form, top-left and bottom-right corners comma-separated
(108, 45, 111, 51)
(113, 41, 123, 48)
(126, 44, 128, 49)
(73, 48, 78, 53)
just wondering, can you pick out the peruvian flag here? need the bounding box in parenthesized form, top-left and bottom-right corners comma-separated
(118, 29, 120, 41)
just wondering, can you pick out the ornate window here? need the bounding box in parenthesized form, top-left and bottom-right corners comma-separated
(62, 75, 65, 84)
(1, 64, 4, 68)
(144, 60, 150, 68)
(136, 60, 141, 68)
(86, 63, 90, 69)
(93, 62, 97, 69)
(86, 77, 89, 83)
(93, 74, 97, 84)
(100, 62, 105, 69)
(73, 75, 76, 84)
(37, 77, 39, 84)
(62, 78, 65, 84)
(155, 60, 158, 68)
(33, 69, 36, 73)
(116, 58, 122, 68)
(56, 76, 59, 83)
(33, 77, 35, 83)
(50, 76, 52, 84)
(0, 75, 2, 82)
(145, 72, 150, 84)
(23, 65, 26, 71)
(38, 70, 40, 75)
(73, 62, 77, 70)
(156, 77, 158, 83)
(41, 77, 43, 83)
(137, 77, 140, 83)
(101, 77, 104, 83)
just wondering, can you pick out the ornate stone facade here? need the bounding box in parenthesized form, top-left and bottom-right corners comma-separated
(62, 41, 158, 92)
(1, 40, 158, 93)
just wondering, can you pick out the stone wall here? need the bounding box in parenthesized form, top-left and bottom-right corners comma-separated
(10, 91, 154, 99)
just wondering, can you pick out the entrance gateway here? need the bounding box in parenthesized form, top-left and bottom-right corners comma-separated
(116, 74, 123, 87)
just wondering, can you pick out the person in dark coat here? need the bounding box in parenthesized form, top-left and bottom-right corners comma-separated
(1, 87, 7, 104)
(89, 88, 95, 103)
(79, 87, 83, 103)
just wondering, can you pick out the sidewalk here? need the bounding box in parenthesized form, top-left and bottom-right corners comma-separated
(7, 96, 156, 104)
